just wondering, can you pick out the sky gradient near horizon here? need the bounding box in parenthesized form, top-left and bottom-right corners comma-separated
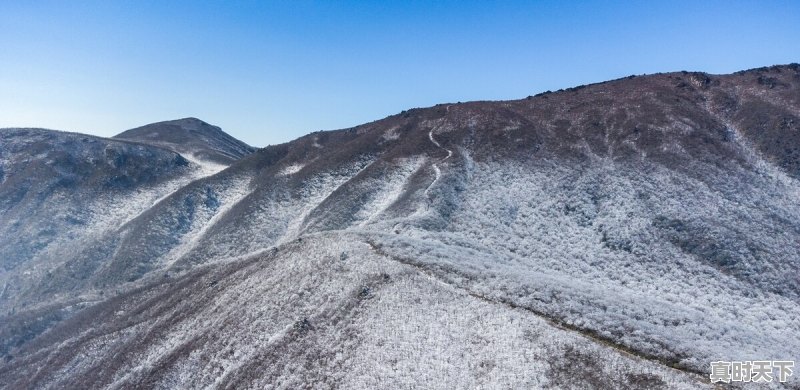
(1, 1, 799, 146)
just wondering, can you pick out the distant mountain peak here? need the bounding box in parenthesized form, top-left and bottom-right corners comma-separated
(157, 117, 218, 132)
(114, 118, 255, 165)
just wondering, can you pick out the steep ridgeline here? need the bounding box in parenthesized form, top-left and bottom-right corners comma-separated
(114, 117, 256, 166)
(2, 65, 800, 389)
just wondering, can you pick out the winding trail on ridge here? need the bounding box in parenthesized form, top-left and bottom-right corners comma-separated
(424, 105, 454, 200)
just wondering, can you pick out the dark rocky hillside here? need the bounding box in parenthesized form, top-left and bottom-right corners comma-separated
(114, 117, 255, 165)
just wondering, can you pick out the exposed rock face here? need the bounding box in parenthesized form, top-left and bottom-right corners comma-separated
(2, 64, 800, 389)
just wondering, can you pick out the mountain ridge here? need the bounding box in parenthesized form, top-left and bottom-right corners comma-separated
(1, 64, 799, 388)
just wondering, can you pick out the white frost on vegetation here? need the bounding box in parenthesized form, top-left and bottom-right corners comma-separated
(277, 157, 375, 244)
(160, 175, 253, 268)
(372, 159, 800, 372)
(354, 156, 427, 227)
(9, 156, 221, 275)
(188, 156, 376, 261)
(23, 234, 704, 389)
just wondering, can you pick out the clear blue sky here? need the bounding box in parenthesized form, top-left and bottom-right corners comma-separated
(1, 1, 798, 146)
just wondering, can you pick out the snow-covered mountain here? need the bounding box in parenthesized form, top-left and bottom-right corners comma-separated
(2, 64, 800, 389)
(0, 123, 249, 361)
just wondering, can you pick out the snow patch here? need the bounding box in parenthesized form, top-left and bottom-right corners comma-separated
(277, 163, 305, 176)
(382, 126, 401, 142)
(182, 153, 228, 177)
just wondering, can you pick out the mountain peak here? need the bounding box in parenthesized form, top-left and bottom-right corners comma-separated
(114, 118, 255, 165)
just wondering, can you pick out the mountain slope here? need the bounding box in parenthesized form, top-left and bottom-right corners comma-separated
(0, 234, 703, 389)
(2, 64, 800, 388)
(114, 117, 256, 166)
(0, 123, 253, 359)
(0, 128, 193, 280)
